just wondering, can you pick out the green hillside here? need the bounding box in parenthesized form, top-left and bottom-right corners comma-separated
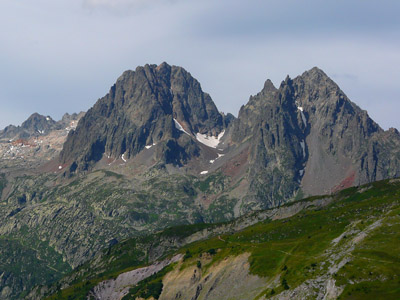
(36, 178, 400, 300)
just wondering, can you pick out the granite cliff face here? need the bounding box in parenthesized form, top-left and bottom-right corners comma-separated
(60, 63, 225, 172)
(230, 67, 400, 211)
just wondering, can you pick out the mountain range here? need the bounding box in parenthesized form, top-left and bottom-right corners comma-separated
(59, 63, 400, 210)
(0, 62, 399, 299)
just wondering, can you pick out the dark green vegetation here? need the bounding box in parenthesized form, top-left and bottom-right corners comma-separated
(42, 179, 400, 299)
(0, 237, 70, 299)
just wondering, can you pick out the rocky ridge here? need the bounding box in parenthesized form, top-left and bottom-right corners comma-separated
(229, 67, 400, 211)
(0, 112, 84, 166)
(56, 64, 400, 214)
(60, 63, 227, 173)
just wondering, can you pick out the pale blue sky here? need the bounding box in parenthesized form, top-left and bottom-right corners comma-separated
(0, 0, 399, 129)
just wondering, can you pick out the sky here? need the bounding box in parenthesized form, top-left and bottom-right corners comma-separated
(0, 0, 399, 130)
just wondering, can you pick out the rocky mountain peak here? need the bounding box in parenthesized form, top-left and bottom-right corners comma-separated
(0, 113, 58, 140)
(156, 61, 171, 73)
(295, 67, 340, 93)
(228, 67, 400, 211)
(302, 66, 329, 79)
(283, 74, 292, 84)
(60, 63, 225, 172)
(21, 113, 56, 133)
(388, 127, 400, 135)
(261, 79, 277, 94)
(291, 67, 343, 107)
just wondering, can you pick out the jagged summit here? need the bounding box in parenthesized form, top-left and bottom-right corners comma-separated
(261, 79, 278, 95)
(228, 66, 400, 211)
(0, 112, 84, 166)
(60, 62, 226, 172)
(0, 113, 58, 140)
(0, 112, 85, 141)
(302, 66, 328, 77)
(20, 113, 56, 133)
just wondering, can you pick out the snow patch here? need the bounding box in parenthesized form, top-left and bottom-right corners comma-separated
(174, 119, 191, 136)
(300, 140, 306, 158)
(195, 130, 225, 149)
(145, 143, 156, 149)
(299, 169, 304, 176)
(297, 106, 307, 127)
(200, 171, 208, 175)
(209, 152, 226, 164)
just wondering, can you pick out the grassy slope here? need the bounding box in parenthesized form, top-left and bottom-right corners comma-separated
(44, 179, 400, 299)
(178, 180, 400, 299)
(41, 223, 215, 300)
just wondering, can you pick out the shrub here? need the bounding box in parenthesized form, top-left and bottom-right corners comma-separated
(207, 248, 216, 255)
(184, 250, 192, 260)
(282, 278, 290, 290)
